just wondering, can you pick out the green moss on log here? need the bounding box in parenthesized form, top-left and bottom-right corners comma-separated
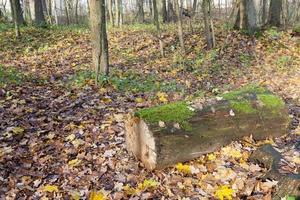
(222, 85, 269, 101)
(257, 94, 285, 111)
(230, 101, 257, 114)
(135, 102, 194, 130)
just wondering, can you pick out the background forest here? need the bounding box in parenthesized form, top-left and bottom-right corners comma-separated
(0, 0, 300, 199)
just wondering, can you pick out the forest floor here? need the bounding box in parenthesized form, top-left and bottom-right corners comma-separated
(0, 22, 300, 199)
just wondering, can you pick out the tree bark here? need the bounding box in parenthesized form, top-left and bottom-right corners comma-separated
(75, 0, 79, 24)
(125, 88, 290, 169)
(153, 0, 164, 57)
(174, 0, 185, 53)
(137, 0, 144, 23)
(100, 0, 109, 75)
(262, 0, 268, 25)
(108, 0, 114, 26)
(202, 0, 215, 49)
(192, 0, 197, 16)
(234, 0, 259, 34)
(90, 0, 109, 78)
(10, 0, 25, 25)
(12, 0, 21, 37)
(64, 0, 70, 24)
(268, 0, 283, 27)
(34, 0, 46, 25)
(161, 0, 167, 22)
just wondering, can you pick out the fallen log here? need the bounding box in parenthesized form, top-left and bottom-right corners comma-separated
(125, 86, 290, 170)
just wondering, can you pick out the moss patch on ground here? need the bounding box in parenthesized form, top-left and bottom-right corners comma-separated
(135, 102, 194, 130)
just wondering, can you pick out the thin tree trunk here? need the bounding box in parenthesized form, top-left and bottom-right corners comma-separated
(53, 0, 58, 24)
(192, 0, 197, 16)
(174, 0, 185, 53)
(90, 0, 103, 85)
(137, 0, 144, 23)
(115, 0, 120, 26)
(202, 0, 215, 49)
(153, 0, 164, 57)
(75, 0, 79, 23)
(12, 0, 21, 37)
(108, 0, 114, 26)
(100, 0, 109, 75)
(64, 0, 70, 24)
(262, 0, 268, 25)
(162, 0, 167, 22)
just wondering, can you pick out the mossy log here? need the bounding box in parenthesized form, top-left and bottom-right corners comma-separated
(125, 86, 290, 170)
(250, 144, 300, 199)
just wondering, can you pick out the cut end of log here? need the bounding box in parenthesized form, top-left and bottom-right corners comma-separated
(125, 115, 157, 170)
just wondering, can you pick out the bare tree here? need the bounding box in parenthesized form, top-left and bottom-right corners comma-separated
(108, 0, 114, 26)
(153, 0, 164, 56)
(10, 0, 25, 24)
(174, 0, 185, 53)
(161, 0, 167, 22)
(202, 0, 215, 49)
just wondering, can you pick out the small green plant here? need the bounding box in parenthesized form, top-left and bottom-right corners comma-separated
(276, 55, 292, 69)
(0, 65, 24, 85)
(265, 27, 282, 38)
(239, 54, 254, 67)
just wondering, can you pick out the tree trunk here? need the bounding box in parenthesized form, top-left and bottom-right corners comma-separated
(90, 0, 109, 85)
(34, 0, 46, 25)
(192, 0, 197, 16)
(234, 0, 259, 34)
(125, 87, 290, 169)
(137, 0, 144, 23)
(262, 0, 268, 25)
(12, 0, 21, 37)
(268, 0, 282, 27)
(167, 0, 176, 22)
(10, 0, 25, 25)
(153, 0, 164, 57)
(75, 0, 79, 23)
(100, 0, 109, 75)
(174, 0, 185, 53)
(64, 0, 70, 24)
(161, 0, 167, 22)
(53, 0, 58, 24)
(202, 0, 215, 49)
(108, 0, 114, 26)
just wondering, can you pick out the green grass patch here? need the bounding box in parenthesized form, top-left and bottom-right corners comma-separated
(0, 65, 24, 86)
(136, 101, 194, 130)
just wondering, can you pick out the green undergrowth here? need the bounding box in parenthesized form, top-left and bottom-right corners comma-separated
(0, 65, 25, 86)
(135, 101, 194, 130)
(68, 69, 185, 93)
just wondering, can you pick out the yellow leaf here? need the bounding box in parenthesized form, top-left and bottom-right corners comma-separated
(123, 184, 138, 195)
(176, 163, 191, 174)
(135, 97, 144, 103)
(222, 146, 242, 159)
(156, 92, 168, 103)
(66, 134, 76, 141)
(12, 127, 24, 134)
(207, 153, 216, 161)
(215, 185, 233, 200)
(89, 191, 106, 200)
(68, 158, 81, 167)
(292, 156, 300, 164)
(42, 185, 59, 193)
(137, 179, 159, 190)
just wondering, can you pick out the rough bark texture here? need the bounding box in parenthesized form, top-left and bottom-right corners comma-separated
(125, 87, 290, 170)
(174, 0, 185, 53)
(268, 0, 282, 27)
(90, 0, 103, 84)
(108, 0, 114, 26)
(250, 144, 300, 199)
